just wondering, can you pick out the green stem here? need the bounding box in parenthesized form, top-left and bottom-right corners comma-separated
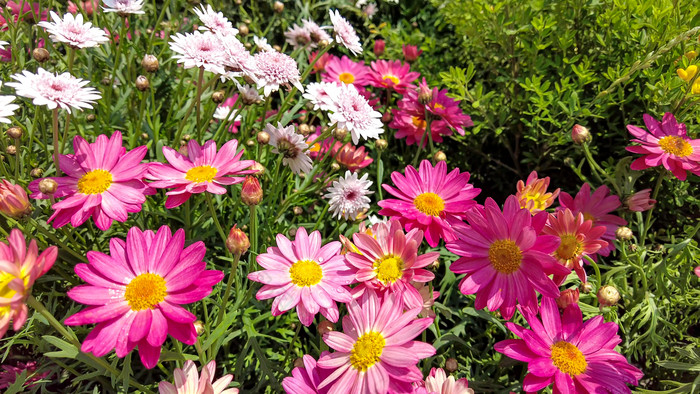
(581, 143, 621, 196)
(215, 252, 242, 326)
(205, 193, 227, 242)
(283, 324, 302, 368)
(52, 108, 61, 176)
(67, 47, 75, 74)
(584, 255, 602, 290)
(412, 129, 429, 167)
(195, 68, 205, 142)
(249, 205, 258, 256)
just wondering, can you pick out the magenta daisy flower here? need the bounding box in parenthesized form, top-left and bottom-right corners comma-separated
(169, 31, 228, 75)
(378, 160, 481, 247)
(322, 55, 370, 86)
(368, 60, 420, 94)
(420, 78, 473, 135)
(494, 297, 643, 393)
(147, 139, 255, 209)
(558, 183, 626, 257)
(28, 131, 150, 230)
(390, 89, 461, 147)
(446, 196, 570, 319)
(253, 50, 304, 96)
(38, 11, 108, 49)
(345, 219, 438, 309)
(64, 226, 224, 369)
(282, 352, 331, 394)
(247, 227, 355, 326)
(626, 112, 700, 180)
(328, 10, 362, 55)
(7, 68, 101, 113)
(317, 291, 436, 393)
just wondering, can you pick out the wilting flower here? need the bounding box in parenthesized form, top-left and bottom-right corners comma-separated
(38, 11, 108, 49)
(7, 68, 101, 113)
(253, 50, 304, 96)
(368, 60, 420, 94)
(247, 227, 354, 326)
(333, 142, 373, 172)
(626, 113, 700, 180)
(558, 183, 626, 257)
(0, 229, 57, 338)
(346, 219, 439, 309)
(446, 196, 570, 320)
(158, 360, 239, 394)
(65, 226, 224, 368)
(402, 44, 422, 62)
(102, 0, 145, 15)
(324, 171, 373, 220)
(322, 55, 370, 86)
(317, 291, 435, 393)
(282, 352, 330, 394)
(148, 139, 255, 209)
(327, 83, 384, 144)
(494, 297, 643, 393)
(265, 122, 313, 175)
(0, 180, 31, 218)
(193, 4, 237, 36)
(378, 160, 481, 247)
(328, 9, 362, 55)
(0, 360, 51, 390)
(28, 132, 150, 230)
(414, 368, 473, 394)
(284, 24, 311, 50)
(414, 282, 439, 318)
(515, 171, 560, 214)
(169, 31, 228, 75)
(624, 189, 656, 212)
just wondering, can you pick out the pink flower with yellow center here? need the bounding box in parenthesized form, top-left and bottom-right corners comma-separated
(446, 196, 570, 320)
(148, 139, 255, 209)
(0, 229, 56, 338)
(317, 291, 436, 393)
(558, 183, 626, 257)
(626, 112, 700, 181)
(368, 60, 420, 94)
(345, 219, 439, 309)
(28, 131, 150, 231)
(282, 352, 331, 394)
(247, 227, 355, 326)
(495, 297, 643, 393)
(64, 226, 224, 369)
(322, 55, 370, 87)
(542, 209, 608, 284)
(378, 160, 481, 247)
(515, 171, 560, 214)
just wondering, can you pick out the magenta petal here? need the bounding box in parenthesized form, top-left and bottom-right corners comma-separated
(138, 340, 162, 369)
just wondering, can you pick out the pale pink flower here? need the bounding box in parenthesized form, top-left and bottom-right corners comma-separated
(159, 360, 239, 394)
(216, 33, 257, 80)
(324, 170, 373, 220)
(624, 189, 656, 212)
(193, 4, 237, 36)
(253, 50, 304, 96)
(303, 19, 331, 45)
(285, 24, 311, 50)
(169, 31, 228, 75)
(7, 68, 101, 113)
(265, 122, 313, 174)
(328, 10, 362, 55)
(302, 82, 339, 111)
(414, 282, 439, 318)
(414, 368, 473, 394)
(328, 83, 383, 144)
(38, 11, 108, 49)
(102, 0, 144, 15)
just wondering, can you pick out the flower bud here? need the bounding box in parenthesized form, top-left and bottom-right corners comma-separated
(241, 176, 262, 206)
(579, 281, 593, 294)
(250, 161, 266, 176)
(318, 320, 334, 336)
(333, 127, 348, 141)
(330, 162, 341, 172)
(256, 131, 270, 145)
(628, 244, 638, 252)
(597, 285, 621, 307)
(226, 225, 250, 255)
(194, 320, 205, 336)
(381, 111, 392, 124)
(418, 84, 433, 104)
(444, 358, 458, 373)
(141, 54, 159, 72)
(571, 124, 591, 145)
(38, 178, 58, 195)
(183, 134, 192, 141)
(135, 75, 149, 91)
(273, 45, 282, 52)
(556, 288, 580, 310)
(298, 123, 312, 136)
(6, 145, 16, 155)
(32, 47, 50, 63)
(246, 139, 255, 147)
(615, 226, 633, 241)
(6, 126, 22, 140)
(30, 167, 43, 178)
(0, 180, 31, 218)
(273, 1, 284, 13)
(373, 39, 385, 57)
(293, 206, 303, 215)
(293, 358, 304, 369)
(318, 39, 329, 48)
(402, 44, 422, 63)
(624, 189, 656, 212)
(86, 114, 96, 122)
(238, 24, 249, 36)
(375, 138, 388, 151)
(212, 90, 226, 104)
(433, 151, 446, 162)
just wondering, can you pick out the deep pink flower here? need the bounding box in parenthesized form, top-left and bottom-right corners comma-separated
(446, 196, 570, 320)
(28, 132, 150, 230)
(322, 55, 370, 86)
(64, 226, 224, 369)
(624, 189, 656, 212)
(402, 44, 422, 62)
(282, 352, 331, 394)
(368, 60, 420, 94)
(626, 112, 700, 180)
(310, 52, 334, 74)
(515, 171, 560, 214)
(0, 361, 51, 390)
(2, 2, 47, 30)
(495, 297, 643, 393)
(378, 160, 481, 247)
(68, 0, 100, 16)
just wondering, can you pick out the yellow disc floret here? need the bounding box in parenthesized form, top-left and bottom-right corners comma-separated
(289, 260, 323, 287)
(658, 136, 693, 157)
(374, 254, 404, 285)
(413, 192, 445, 217)
(77, 169, 113, 194)
(550, 341, 587, 376)
(350, 332, 385, 372)
(124, 273, 167, 311)
(488, 240, 522, 274)
(185, 165, 218, 183)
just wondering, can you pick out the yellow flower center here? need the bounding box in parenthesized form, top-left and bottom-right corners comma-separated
(77, 169, 113, 194)
(124, 273, 167, 311)
(658, 136, 693, 157)
(338, 72, 355, 84)
(521, 192, 548, 212)
(0, 267, 30, 316)
(411, 116, 427, 129)
(413, 192, 445, 217)
(374, 254, 404, 285)
(550, 341, 587, 376)
(383, 75, 400, 85)
(185, 165, 218, 182)
(555, 234, 583, 262)
(488, 240, 522, 274)
(582, 212, 595, 223)
(349, 331, 385, 372)
(289, 260, 323, 287)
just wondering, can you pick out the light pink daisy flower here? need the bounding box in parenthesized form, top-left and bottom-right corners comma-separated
(322, 55, 370, 86)
(285, 24, 311, 50)
(102, 0, 144, 15)
(7, 68, 101, 113)
(515, 171, 560, 214)
(413, 368, 473, 394)
(0, 82, 19, 124)
(65, 226, 224, 369)
(193, 4, 237, 36)
(159, 360, 239, 394)
(253, 50, 304, 96)
(216, 33, 258, 81)
(0, 229, 57, 338)
(324, 170, 373, 220)
(38, 11, 108, 49)
(169, 31, 228, 75)
(328, 83, 384, 144)
(303, 82, 339, 111)
(626, 112, 700, 180)
(317, 291, 436, 393)
(368, 60, 420, 94)
(346, 219, 439, 309)
(303, 19, 331, 45)
(542, 209, 608, 284)
(495, 297, 643, 393)
(558, 183, 626, 257)
(378, 160, 481, 247)
(28, 132, 150, 230)
(446, 196, 570, 320)
(147, 139, 255, 209)
(328, 10, 362, 55)
(265, 122, 313, 175)
(282, 352, 331, 394)
(247, 227, 354, 326)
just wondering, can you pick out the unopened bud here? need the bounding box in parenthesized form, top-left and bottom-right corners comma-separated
(330, 162, 341, 172)
(141, 54, 159, 72)
(6, 126, 22, 140)
(226, 225, 250, 255)
(250, 162, 266, 176)
(318, 39, 329, 48)
(86, 114, 96, 122)
(30, 167, 43, 178)
(318, 320, 334, 336)
(615, 226, 633, 241)
(135, 75, 149, 91)
(273, 1, 284, 13)
(556, 288, 580, 310)
(288, 227, 297, 238)
(333, 127, 348, 141)
(298, 123, 312, 136)
(375, 138, 388, 151)
(628, 244, 638, 252)
(212, 90, 226, 103)
(293, 206, 303, 215)
(257, 131, 270, 145)
(238, 24, 249, 36)
(241, 176, 262, 206)
(273, 45, 282, 52)
(418, 84, 433, 104)
(597, 285, 621, 307)
(571, 124, 591, 145)
(32, 47, 50, 63)
(38, 178, 58, 195)
(579, 281, 593, 294)
(373, 39, 385, 57)
(381, 111, 392, 124)
(6, 145, 16, 155)
(433, 151, 446, 162)
(194, 320, 205, 335)
(445, 358, 458, 373)
(246, 139, 255, 147)
(141, 133, 149, 139)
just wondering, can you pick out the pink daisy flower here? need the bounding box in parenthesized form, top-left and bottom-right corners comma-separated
(303, 82, 339, 111)
(282, 352, 331, 394)
(38, 11, 108, 49)
(334, 142, 373, 172)
(147, 139, 255, 209)
(0, 229, 57, 338)
(317, 291, 436, 393)
(265, 122, 313, 175)
(558, 183, 626, 257)
(494, 297, 643, 393)
(253, 50, 304, 96)
(345, 219, 439, 309)
(542, 209, 608, 284)
(422, 80, 473, 136)
(7, 68, 101, 113)
(285, 24, 311, 50)
(327, 83, 384, 144)
(328, 10, 362, 55)
(368, 60, 420, 94)
(64, 226, 224, 369)
(322, 55, 370, 86)
(159, 360, 239, 394)
(169, 31, 228, 75)
(216, 33, 258, 81)
(303, 19, 331, 46)
(193, 4, 237, 36)
(28, 131, 150, 230)
(324, 171, 373, 220)
(247, 227, 355, 326)
(102, 0, 145, 15)
(515, 171, 560, 214)
(377, 160, 481, 247)
(414, 368, 473, 394)
(626, 112, 700, 180)
(446, 196, 570, 320)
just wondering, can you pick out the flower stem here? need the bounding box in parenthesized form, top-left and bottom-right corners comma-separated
(412, 130, 429, 167)
(52, 108, 61, 176)
(283, 323, 302, 368)
(205, 193, 227, 243)
(584, 255, 602, 290)
(249, 204, 258, 256)
(195, 67, 205, 142)
(640, 171, 665, 247)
